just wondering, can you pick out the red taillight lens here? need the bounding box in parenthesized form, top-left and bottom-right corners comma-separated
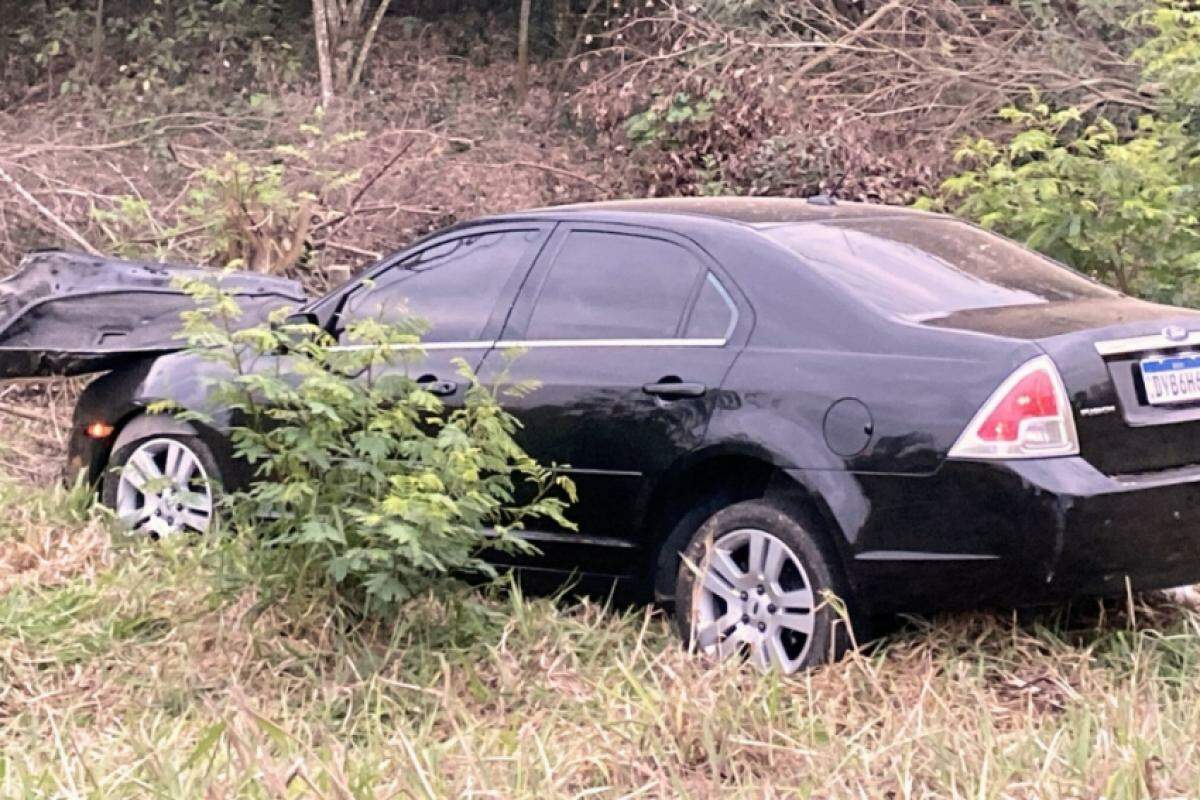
(976, 369, 1058, 442)
(949, 355, 1078, 460)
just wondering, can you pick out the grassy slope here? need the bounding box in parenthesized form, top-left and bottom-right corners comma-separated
(1, 478, 1200, 798)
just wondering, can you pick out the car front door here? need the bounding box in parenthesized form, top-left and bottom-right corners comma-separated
(477, 223, 747, 575)
(334, 225, 551, 402)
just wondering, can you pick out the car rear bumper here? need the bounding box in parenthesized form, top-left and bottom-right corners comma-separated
(1022, 457, 1200, 598)
(801, 456, 1200, 614)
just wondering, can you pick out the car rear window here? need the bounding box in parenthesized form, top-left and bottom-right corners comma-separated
(762, 217, 1117, 319)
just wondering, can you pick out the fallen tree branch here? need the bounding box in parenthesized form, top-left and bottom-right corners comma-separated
(349, 139, 415, 209)
(127, 222, 214, 245)
(319, 240, 382, 259)
(0, 401, 55, 425)
(491, 161, 606, 191)
(782, 0, 907, 90)
(312, 139, 417, 236)
(0, 162, 101, 255)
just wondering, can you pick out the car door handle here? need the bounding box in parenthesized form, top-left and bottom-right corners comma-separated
(417, 375, 458, 397)
(643, 380, 707, 398)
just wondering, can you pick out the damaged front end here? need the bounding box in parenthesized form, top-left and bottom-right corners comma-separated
(0, 250, 306, 378)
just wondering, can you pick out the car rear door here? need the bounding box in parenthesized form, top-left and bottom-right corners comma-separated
(476, 222, 748, 572)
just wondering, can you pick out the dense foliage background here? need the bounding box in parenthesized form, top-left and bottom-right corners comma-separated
(1, 0, 1198, 304)
(6, 3, 1200, 797)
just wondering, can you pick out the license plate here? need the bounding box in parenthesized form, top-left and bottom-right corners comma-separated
(1141, 354, 1200, 405)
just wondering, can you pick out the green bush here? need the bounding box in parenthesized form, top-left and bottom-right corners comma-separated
(170, 276, 575, 613)
(927, 102, 1200, 304)
(6, 0, 303, 108)
(926, 1, 1200, 307)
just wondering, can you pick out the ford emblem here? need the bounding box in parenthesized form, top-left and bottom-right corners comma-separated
(1163, 325, 1189, 342)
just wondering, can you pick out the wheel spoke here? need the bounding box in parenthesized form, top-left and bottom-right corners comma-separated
(749, 532, 766, 574)
(126, 449, 165, 492)
(751, 637, 772, 670)
(766, 633, 796, 673)
(776, 611, 814, 635)
(143, 514, 172, 538)
(133, 448, 164, 481)
(119, 502, 153, 526)
(695, 610, 739, 649)
(165, 441, 196, 484)
(163, 442, 182, 483)
(762, 536, 786, 581)
(715, 626, 746, 660)
(181, 510, 210, 533)
(181, 491, 212, 514)
(701, 568, 741, 605)
(708, 548, 745, 587)
(775, 587, 814, 611)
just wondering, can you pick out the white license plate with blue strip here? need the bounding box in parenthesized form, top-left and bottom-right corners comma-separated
(1141, 354, 1200, 405)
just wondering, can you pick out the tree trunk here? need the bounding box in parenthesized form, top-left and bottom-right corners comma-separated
(163, 0, 176, 41)
(313, 0, 336, 104)
(515, 0, 532, 104)
(349, 0, 393, 90)
(91, 0, 104, 79)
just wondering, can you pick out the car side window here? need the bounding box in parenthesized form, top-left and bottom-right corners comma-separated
(342, 230, 536, 342)
(524, 231, 703, 340)
(684, 272, 737, 340)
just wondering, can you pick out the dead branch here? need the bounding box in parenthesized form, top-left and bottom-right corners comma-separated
(0, 161, 100, 255)
(320, 240, 381, 259)
(0, 401, 54, 425)
(575, 0, 1149, 160)
(311, 138, 416, 237)
(349, 139, 415, 209)
(492, 161, 605, 191)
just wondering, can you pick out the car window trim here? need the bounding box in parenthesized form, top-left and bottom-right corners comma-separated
(682, 271, 739, 341)
(331, 337, 729, 352)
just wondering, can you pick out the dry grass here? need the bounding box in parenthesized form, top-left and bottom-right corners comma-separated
(1, 476, 1200, 799)
(0, 380, 79, 486)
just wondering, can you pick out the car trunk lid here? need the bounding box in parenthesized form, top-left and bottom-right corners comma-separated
(0, 249, 306, 378)
(926, 297, 1200, 475)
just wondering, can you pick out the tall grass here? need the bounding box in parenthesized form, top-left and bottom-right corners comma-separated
(1, 478, 1199, 798)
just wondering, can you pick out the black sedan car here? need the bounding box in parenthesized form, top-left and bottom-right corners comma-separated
(10, 197, 1200, 673)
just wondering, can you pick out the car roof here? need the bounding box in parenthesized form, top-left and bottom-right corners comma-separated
(479, 197, 937, 228)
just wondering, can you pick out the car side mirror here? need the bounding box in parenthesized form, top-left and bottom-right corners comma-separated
(282, 311, 321, 328)
(272, 311, 323, 355)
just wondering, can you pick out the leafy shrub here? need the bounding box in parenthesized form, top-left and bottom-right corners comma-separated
(7, 0, 303, 106)
(95, 113, 362, 277)
(1134, 0, 1200, 114)
(927, 1, 1200, 306)
(619, 84, 776, 197)
(170, 276, 574, 613)
(928, 102, 1200, 304)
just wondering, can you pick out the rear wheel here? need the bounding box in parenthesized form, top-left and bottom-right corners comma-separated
(673, 499, 851, 673)
(102, 423, 218, 538)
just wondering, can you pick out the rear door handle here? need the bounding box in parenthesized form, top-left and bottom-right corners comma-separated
(417, 375, 458, 397)
(643, 380, 707, 399)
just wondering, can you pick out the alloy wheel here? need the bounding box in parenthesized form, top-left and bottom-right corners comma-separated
(692, 527, 818, 673)
(115, 437, 214, 537)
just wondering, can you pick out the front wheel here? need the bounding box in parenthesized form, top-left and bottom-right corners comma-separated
(102, 422, 219, 538)
(673, 499, 852, 674)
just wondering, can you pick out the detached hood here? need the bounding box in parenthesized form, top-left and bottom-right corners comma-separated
(0, 250, 306, 378)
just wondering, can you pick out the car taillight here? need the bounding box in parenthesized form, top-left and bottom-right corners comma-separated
(948, 355, 1079, 459)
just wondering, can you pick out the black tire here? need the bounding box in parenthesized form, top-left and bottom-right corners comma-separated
(102, 417, 221, 537)
(652, 493, 733, 605)
(673, 498, 854, 672)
